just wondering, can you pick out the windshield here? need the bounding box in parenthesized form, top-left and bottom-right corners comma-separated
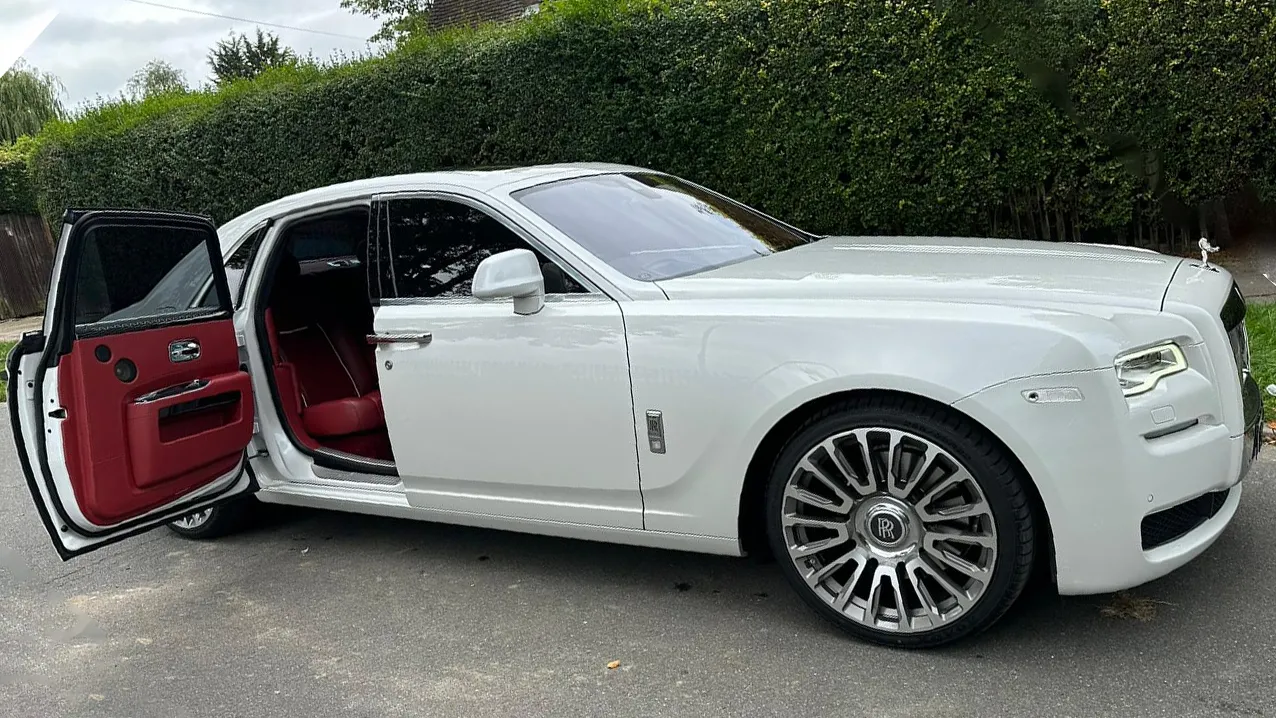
(511, 172, 813, 281)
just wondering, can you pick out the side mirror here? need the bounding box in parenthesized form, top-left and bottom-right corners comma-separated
(472, 248, 545, 315)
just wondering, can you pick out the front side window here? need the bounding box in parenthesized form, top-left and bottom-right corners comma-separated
(74, 223, 225, 327)
(511, 172, 813, 281)
(382, 197, 586, 299)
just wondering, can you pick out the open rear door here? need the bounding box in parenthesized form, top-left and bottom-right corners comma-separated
(7, 209, 256, 559)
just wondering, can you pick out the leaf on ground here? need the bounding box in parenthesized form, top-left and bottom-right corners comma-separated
(1099, 591, 1172, 622)
(607, 660, 621, 670)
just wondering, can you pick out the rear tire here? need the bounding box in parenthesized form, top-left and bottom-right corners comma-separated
(167, 498, 253, 540)
(765, 395, 1034, 648)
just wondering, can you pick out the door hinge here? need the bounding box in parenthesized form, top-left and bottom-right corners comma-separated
(246, 391, 268, 457)
(248, 427, 269, 458)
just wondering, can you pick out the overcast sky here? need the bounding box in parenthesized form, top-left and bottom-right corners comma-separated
(3, 0, 382, 108)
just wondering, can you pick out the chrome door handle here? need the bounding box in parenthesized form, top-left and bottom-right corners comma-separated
(134, 378, 209, 404)
(367, 332, 432, 346)
(169, 339, 201, 363)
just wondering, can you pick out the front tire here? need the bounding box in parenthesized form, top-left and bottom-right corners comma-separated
(765, 395, 1035, 648)
(167, 498, 253, 540)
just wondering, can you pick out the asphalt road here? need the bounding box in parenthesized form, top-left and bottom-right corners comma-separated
(2, 412, 1274, 718)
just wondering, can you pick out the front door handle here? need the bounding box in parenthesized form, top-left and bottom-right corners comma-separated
(367, 332, 432, 346)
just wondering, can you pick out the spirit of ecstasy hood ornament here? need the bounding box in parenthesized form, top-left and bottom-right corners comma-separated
(1199, 237, 1220, 267)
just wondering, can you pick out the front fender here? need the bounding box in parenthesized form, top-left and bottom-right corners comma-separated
(623, 299, 1136, 541)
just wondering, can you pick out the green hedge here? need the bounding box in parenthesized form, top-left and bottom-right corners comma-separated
(21, 0, 1276, 246)
(0, 138, 36, 215)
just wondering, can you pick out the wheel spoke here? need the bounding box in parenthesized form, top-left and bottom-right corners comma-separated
(889, 446, 941, 501)
(911, 556, 974, 609)
(882, 430, 903, 490)
(784, 483, 852, 515)
(923, 536, 991, 580)
(783, 513, 847, 532)
(832, 553, 869, 611)
(906, 564, 943, 619)
(927, 528, 995, 549)
(846, 429, 885, 493)
(864, 568, 888, 626)
(888, 567, 910, 630)
(795, 457, 857, 509)
(918, 497, 991, 524)
(787, 521, 852, 558)
(821, 438, 874, 496)
(806, 546, 858, 586)
(914, 471, 966, 508)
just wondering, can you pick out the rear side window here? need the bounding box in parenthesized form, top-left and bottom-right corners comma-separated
(73, 223, 225, 328)
(288, 217, 360, 261)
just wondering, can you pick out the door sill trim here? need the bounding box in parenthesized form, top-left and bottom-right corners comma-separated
(312, 462, 401, 486)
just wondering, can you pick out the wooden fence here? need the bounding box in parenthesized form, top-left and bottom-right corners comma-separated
(0, 214, 55, 320)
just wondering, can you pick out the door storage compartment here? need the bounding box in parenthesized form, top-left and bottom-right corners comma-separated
(125, 371, 254, 489)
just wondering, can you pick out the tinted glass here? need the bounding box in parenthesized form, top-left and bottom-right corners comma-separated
(512, 173, 812, 281)
(74, 223, 224, 327)
(288, 214, 362, 261)
(384, 198, 585, 298)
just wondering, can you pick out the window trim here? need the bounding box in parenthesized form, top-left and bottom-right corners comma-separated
(370, 190, 602, 305)
(209, 221, 271, 309)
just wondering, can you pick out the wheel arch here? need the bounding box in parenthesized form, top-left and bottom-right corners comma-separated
(736, 388, 1056, 581)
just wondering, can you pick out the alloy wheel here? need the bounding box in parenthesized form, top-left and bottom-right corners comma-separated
(171, 509, 215, 531)
(779, 427, 998, 634)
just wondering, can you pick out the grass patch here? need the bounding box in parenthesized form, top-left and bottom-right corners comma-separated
(1246, 304, 1276, 421)
(0, 340, 13, 402)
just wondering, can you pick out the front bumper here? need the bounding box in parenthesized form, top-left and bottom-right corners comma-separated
(954, 367, 1260, 595)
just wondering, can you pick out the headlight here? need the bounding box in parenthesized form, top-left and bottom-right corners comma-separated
(1115, 342, 1188, 397)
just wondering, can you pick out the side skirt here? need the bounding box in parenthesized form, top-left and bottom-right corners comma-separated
(254, 482, 743, 557)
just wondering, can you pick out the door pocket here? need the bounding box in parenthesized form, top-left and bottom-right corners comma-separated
(125, 371, 253, 489)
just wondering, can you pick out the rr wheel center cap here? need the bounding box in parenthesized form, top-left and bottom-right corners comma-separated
(862, 501, 912, 550)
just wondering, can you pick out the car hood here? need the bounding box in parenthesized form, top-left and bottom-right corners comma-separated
(655, 236, 1184, 309)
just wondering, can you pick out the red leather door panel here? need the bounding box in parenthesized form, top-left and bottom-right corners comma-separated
(57, 318, 253, 526)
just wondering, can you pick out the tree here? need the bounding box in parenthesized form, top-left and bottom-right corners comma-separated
(126, 60, 188, 100)
(0, 60, 66, 143)
(340, 0, 434, 42)
(208, 29, 298, 85)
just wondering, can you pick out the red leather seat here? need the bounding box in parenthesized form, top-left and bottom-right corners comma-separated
(302, 393, 383, 437)
(264, 255, 391, 460)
